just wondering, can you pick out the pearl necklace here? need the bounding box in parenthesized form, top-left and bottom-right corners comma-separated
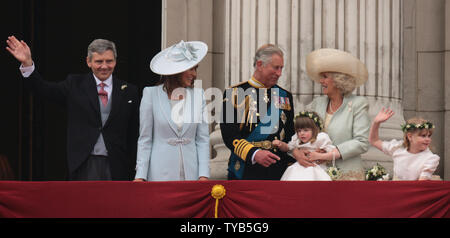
(328, 100, 341, 114)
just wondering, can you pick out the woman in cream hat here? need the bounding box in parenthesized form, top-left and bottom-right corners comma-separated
(292, 48, 371, 180)
(134, 40, 210, 181)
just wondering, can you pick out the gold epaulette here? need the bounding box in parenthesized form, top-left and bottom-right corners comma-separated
(230, 88, 251, 131)
(232, 139, 254, 161)
(223, 81, 247, 103)
(231, 88, 249, 109)
(229, 81, 248, 88)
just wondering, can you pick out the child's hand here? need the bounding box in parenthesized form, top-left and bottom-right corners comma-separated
(308, 151, 327, 163)
(373, 107, 394, 124)
(314, 148, 326, 153)
(292, 149, 315, 167)
(272, 140, 282, 148)
(272, 140, 289, 152)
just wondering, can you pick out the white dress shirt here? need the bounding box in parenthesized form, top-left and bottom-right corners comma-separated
(19, 63, 35, 77)
(93, 74, 113, 98)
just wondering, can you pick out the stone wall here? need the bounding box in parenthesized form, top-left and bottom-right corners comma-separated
(403, 0, 447, 179)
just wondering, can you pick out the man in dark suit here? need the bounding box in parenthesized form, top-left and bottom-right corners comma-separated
(6, 36, 139, 180)
(220, 44, 295, 180)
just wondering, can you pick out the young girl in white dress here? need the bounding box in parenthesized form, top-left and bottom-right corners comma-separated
(273, 111, 336, 181)
(369, 108, 440, 180)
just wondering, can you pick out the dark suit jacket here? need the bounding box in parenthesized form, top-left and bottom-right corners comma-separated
(25, 71, 140, 180)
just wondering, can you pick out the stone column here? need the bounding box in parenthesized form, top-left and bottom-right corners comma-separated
(446, 0, 450, 180)
(403, 0, 446, 179)
(210, 0, 406, 178)
(209, 125, 231, 180)
(162, 0, 213, 90)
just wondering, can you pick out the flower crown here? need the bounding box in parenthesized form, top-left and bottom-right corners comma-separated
(401, 122, 435, 132)
(295, 111, 324, 130)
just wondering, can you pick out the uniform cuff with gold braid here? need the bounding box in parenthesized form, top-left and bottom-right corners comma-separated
(233, 139, 255, 161)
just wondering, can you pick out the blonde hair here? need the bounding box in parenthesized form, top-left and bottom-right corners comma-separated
(331, 72, 357, 96)
(402, 117, 434, 149)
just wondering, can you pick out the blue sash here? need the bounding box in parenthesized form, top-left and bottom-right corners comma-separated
(228, 86, 288, 179)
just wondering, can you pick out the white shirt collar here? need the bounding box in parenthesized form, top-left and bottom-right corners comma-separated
(93, 74, 113, 87)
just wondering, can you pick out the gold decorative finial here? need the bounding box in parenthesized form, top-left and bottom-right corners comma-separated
(211, 184, 226, 218)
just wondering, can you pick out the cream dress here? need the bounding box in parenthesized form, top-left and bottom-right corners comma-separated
(381, 139, 440, 180)
(281, 132, 335, 181)
(170, 98, 186, 180)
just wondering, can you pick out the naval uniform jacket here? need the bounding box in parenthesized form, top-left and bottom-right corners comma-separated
(220, 78, 295, 180)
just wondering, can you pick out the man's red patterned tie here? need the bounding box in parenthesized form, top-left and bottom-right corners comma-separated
(98, 82, 108, 106)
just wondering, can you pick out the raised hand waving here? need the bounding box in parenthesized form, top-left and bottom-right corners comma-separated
(6, 35, 33, 66)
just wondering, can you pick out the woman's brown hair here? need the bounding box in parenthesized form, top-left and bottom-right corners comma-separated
(158, 73, 183, 97)
(294, 111, 322, 144)
(157, 66, 197, 99)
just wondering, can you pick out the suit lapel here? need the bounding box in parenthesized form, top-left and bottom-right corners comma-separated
(83, 74, 101, 122)
(325, 95, 350, 126)
(103, 76, 123, 128)
(334, 96, 348, 116)
(157, 85, 181, 136)
(317, 97, 328, 121)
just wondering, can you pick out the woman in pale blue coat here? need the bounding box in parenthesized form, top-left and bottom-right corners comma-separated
(293, 48, 370, 180)
(134, 41, 210, 181)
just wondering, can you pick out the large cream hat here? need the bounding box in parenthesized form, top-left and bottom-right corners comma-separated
(150, 40, 208, 75)
(306, 48, 368, 87)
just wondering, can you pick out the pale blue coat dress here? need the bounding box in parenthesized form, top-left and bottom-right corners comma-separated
(135, 85, 210, 181)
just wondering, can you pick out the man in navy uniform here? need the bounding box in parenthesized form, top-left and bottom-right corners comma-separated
(220, 44, 295, 180)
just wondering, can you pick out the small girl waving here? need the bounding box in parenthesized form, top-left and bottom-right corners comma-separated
(369, 108, 440, 180)
(273, 111, 336, 181)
